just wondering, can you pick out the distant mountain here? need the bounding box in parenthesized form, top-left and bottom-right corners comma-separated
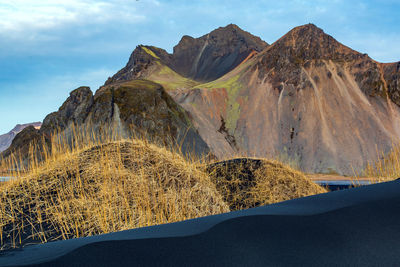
(4, 24, 400, 175)
(0, 122, 41, 152)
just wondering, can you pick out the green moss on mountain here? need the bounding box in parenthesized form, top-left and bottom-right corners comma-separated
(148, 65, 199, 91)
(198, 75, 243, 134)
(103, 80, 194, 142)
(141, 46, 161, 60)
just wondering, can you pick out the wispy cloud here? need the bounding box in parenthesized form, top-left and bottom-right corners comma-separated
(0, 0, 147, 56)
(0, 0, 145, 34)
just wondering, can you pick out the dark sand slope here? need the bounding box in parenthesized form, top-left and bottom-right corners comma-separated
(2, 180, 400, 266)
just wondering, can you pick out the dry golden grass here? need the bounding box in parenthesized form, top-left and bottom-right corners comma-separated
(0, 134, 228, 250)
(363, 143, 400, 182)
(206, 158, 327, 210)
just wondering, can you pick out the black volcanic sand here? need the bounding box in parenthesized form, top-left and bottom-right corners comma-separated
(2, 180, 400, 266)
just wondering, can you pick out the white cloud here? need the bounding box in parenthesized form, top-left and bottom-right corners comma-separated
(0, 0, 145, 37)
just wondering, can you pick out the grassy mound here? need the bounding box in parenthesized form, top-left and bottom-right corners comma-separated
(206, 158, 327, 210)
(0, 140, 228, 249)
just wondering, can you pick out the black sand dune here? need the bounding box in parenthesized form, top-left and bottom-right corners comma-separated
(1, 180, 400, 266)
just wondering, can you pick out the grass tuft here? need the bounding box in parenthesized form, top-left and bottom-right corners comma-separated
(206, 158, 327, 210)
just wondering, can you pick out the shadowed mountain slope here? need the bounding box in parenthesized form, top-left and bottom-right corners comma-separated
(171, 24, 268, 82)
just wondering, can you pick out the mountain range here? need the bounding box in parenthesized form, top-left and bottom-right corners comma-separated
(3, 23, 400, 175)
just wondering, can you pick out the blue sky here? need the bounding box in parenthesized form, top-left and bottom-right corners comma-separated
(0, 0, 399, 134)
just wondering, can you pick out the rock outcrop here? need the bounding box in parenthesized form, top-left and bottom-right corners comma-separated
(91, 80, 209, 155)
(40, 86, 94, 136)
(105, 46, 172, 85)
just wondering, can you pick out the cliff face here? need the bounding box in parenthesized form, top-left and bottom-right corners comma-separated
(172, 24, 400, 175)
(383, 62, 400, 106)
(91, 80, 209, 155)
(0, 122, 41, 153)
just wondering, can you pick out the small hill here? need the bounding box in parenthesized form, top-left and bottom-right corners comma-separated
(0, 140, 229, 250)
(206, 158, 327, 210)
(0, 122, 41, 152)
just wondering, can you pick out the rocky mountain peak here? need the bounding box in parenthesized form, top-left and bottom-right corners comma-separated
(40, 86, 94, 134)
(172, 24, 268, 82)
(105, 45, 171, 85)
(173, 24, 261, 52)
(207, 23, 265, 47)
(262, 23, 364, 64)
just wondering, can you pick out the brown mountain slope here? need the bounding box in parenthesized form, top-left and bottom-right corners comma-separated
(172, 24, 400, 175)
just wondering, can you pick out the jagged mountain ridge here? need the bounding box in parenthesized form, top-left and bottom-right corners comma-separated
(105, 24, 268, 85)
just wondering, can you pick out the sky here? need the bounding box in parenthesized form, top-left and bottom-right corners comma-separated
(0, 0, 399, 134)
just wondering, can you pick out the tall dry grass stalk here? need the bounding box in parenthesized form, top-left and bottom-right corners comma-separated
(363, 143, 400, 182)
(0, 126, 228, 250)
